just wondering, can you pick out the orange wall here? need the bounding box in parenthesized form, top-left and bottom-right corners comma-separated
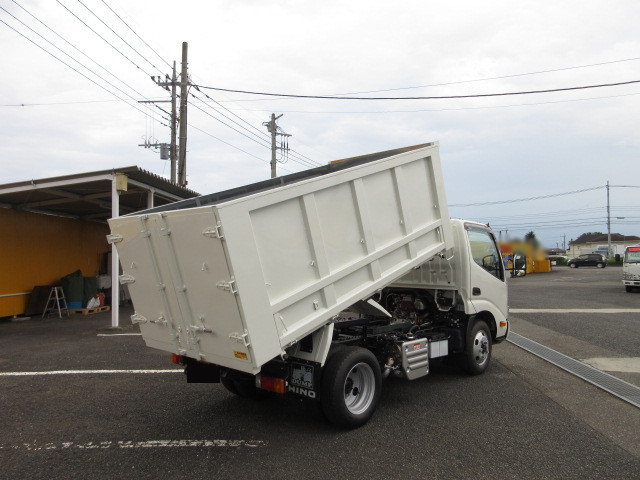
(0, 209, 110, 317)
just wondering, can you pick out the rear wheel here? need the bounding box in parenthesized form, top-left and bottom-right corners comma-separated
(220, 369, 266, 399)
(596, 262, 605, 268)
(321, 346, 381, 429)
(465, 320, 492, 375)
(220, 375, 239, 395)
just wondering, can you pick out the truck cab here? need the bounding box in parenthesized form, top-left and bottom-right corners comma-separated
(623, 246, 640, 292)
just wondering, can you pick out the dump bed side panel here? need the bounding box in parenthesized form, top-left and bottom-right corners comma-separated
(219, 145, 453, 347)
(109, 208, 264, 373)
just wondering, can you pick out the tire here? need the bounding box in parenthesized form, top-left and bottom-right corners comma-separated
(321, 346, 381, 429)
(465, 320, 492, 375)
(220, 369, 266, 399)
(569, 263, 577, 268)
(234, 378, 268, 399)
(596, 263, 605, 268)
(626, 286, 633, 293)
(220, 374, 239, 395)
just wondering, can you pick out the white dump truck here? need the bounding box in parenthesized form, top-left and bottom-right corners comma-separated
(623, 246, 640, 292)
(108, 143, 509, 428)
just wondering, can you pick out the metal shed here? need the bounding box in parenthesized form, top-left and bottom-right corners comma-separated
(0, 166, 198, 327)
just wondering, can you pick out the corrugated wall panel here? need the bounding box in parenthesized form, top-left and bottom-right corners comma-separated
(0, 209, 110, 317)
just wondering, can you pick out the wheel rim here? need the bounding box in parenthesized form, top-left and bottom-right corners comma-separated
(472, 330, 490, 367)
(343, 362, 376, 415)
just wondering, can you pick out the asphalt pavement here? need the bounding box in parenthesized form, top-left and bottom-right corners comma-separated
(1, 267, 639, 479)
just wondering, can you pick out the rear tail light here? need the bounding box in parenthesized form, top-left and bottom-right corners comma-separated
(256, 374, 286, 394)
(171, 353, 184, 364)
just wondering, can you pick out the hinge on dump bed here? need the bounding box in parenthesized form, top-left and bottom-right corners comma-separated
(202, 222, 224, 239)
(106, 233, 123, 244)
(119, 274, 135, 285)
(216, 278, 237, 294)
(229, 330, 250, 347)
(131, 313, 147, 324)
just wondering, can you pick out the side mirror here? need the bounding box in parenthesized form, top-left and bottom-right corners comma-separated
(482, 254, 496, 271)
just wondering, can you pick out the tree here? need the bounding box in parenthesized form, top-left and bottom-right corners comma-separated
(524, 231, 540, 248)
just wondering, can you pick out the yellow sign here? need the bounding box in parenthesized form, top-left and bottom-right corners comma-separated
(234, 351, 248, 360)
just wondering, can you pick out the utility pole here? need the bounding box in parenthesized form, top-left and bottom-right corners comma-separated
(263, 113, 291, 178)
(178, 42, 189, 187)
(148, 61, 179, 184)
(607, 180, 611, 258)
(170, 61, 178, 183)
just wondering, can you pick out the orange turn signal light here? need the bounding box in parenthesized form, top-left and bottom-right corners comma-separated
(500, 321, 507, 328)
(171, 353, 183, 364)
(257, 374, 286, 394)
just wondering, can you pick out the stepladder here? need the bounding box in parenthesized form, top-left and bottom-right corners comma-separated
(42, 286, 70, 318)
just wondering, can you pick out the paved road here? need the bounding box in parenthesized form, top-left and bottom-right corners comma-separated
(1, 270, 639, 479)
(507, 266, 640, 385)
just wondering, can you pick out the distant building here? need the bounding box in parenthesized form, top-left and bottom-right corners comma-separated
(568, 233, 640, 258)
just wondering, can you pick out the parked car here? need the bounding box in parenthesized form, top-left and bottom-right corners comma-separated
(568, 254, 606, 268)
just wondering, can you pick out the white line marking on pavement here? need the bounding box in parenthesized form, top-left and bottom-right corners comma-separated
(510, 308, 640, 313)
(0, 369, 182, 376)
(582, 357, 640, 373)
(97, 333, 142, 336)
(0, 439, 267, 451)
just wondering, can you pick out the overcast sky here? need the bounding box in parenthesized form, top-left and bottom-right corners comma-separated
(1, 0, 639, 248)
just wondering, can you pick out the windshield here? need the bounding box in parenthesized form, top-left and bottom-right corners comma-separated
(467, 227, 504, 281)
(624, 248, 640, 264)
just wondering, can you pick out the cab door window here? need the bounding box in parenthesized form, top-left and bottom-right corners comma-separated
(467, 227, 504, 281)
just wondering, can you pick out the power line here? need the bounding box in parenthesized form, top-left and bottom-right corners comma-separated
(190, 101, 271, 148)
(194, 92, 320, 167)
(224, 91, 640, 113)
(449, 186, 604, 207)
(193, 86, 271, 140)
(479, 207, 607, 222)
(491, 217, 606, 228)
(195, 79, 640, 101)
(75, 0, 163, 76)
(190, 91, 319, 169)
(0, 5, 167, 135)
(192, 88, 321, 166)
(190, 100, 318, 170)
(188, 123, 292, 174)
(56, 0, 152, 77)
(1, 99, 121, 106)
(190, 95, 273, 148)
(100, 0, 172, 70)
(0, 16, 154, 121)
(7, 2, 151, 103)
(331, 57, 640, 95)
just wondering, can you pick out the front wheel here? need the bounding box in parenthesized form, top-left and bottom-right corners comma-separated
(596, 262, 605, 268)
(569, 263, 577, 268)
(626, 286, 633, 293)
(321, 346, 382, 429)
(465, 320, 492, 375)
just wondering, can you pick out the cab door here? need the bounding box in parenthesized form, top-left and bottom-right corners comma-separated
(465, 225, 508, 322)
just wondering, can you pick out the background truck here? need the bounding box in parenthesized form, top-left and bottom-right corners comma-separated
(108, 143, 509, 428)
(623, 246, 640, 292)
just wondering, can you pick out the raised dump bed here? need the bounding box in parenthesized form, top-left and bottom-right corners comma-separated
(108, 143, 453, 374)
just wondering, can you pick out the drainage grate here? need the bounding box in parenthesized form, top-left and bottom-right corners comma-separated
(507, 332, 640, 409)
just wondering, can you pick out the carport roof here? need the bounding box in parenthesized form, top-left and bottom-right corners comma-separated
(0, 166, 199, 222)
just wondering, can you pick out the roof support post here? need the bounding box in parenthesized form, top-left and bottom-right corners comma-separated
(111, 175, 120, 328)
(147, 188, 155, 209)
